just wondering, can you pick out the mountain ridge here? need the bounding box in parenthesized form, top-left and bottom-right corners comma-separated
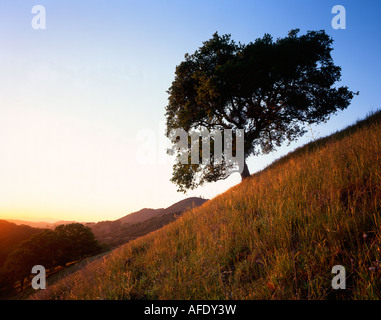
(87, 197, 208, 247)
(116, 197, 208, 225)
(5, 197, 208, 229)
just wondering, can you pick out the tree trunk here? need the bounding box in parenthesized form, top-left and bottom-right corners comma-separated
(240, 161, 250, 180)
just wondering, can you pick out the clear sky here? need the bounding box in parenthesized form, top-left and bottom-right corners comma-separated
(0, 0, 380, 222)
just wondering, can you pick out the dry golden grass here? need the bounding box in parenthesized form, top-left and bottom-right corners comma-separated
(31, 111, 381, 300)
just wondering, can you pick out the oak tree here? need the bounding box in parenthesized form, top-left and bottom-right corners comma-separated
(166, 30, 357, 192)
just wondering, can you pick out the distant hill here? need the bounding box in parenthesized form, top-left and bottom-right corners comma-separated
(5, 219, 54, 229)
(159, 197, 208, 216)
(3, 198, 208, 250)
(116, 208, 165, 225)
(88, 197, 208, 247)
(5, 219, 86, 229)
(116, 197, 208, 225)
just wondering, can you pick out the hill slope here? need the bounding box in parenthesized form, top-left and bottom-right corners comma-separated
(116, 208, 165, 225)
(4, 220, 55, 229)
(116, 197, 207, 225)
(31, 111, 381, 300)
(87, 197, 208, 247)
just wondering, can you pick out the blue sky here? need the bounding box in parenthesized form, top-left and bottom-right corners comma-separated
(0, 0, 380, 222)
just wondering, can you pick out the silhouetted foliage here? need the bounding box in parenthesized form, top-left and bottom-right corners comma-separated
(166, 29, 357, 192)
(54, 223, 101, 263)
(0, 223, 100, 295)
(0, 220, 43, 267)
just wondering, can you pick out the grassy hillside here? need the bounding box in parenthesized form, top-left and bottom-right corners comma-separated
(31, 111, 381, 300)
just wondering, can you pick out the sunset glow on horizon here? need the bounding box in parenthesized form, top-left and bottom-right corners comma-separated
(0, 0, 380, 223)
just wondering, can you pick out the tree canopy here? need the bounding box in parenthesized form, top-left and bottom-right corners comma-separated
(165, 29, 357, 192)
